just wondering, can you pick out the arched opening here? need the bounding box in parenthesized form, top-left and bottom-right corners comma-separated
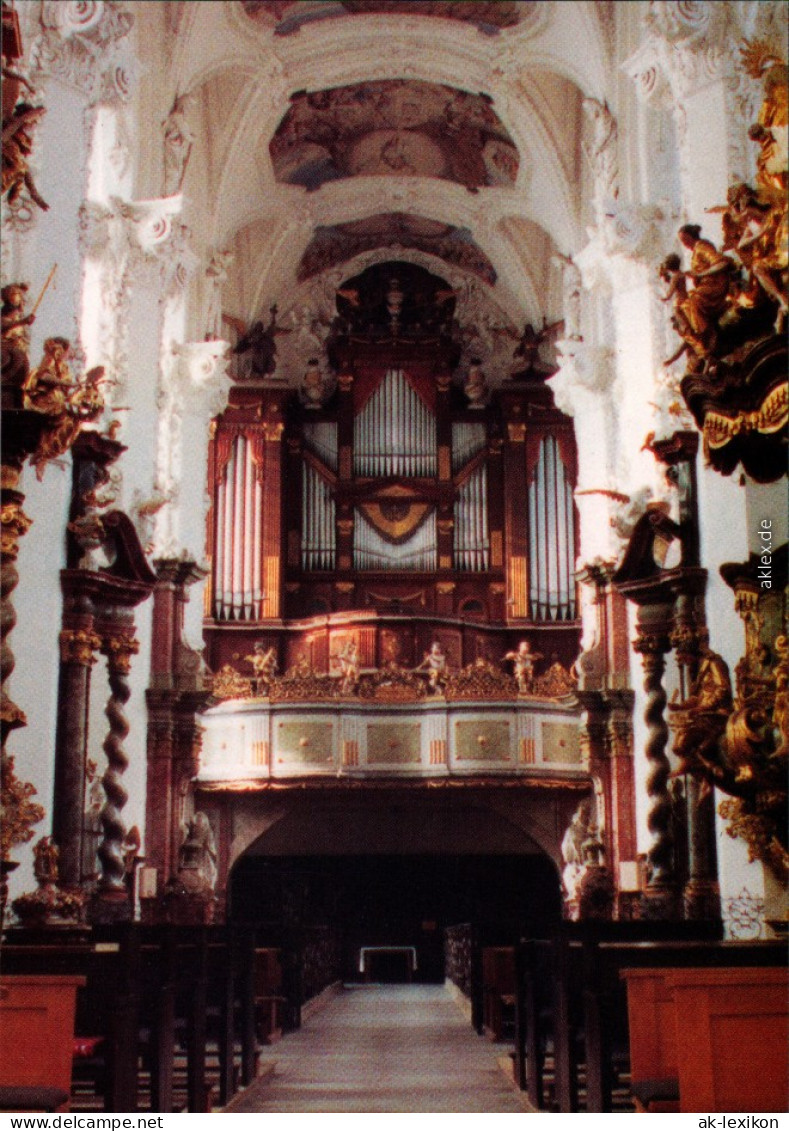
(227, 791, 563, 988)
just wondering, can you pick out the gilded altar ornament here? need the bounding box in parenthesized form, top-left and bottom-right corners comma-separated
(21, 338, 106, 477)
(10, 835, 85, 926)
(669, 610, 788, 882)
(0, 500, 32, 559)
(1, 98, 49, 212)
(0, 753, 44, 861)
(662, 45, 788, 483)
(1, 283, 35, 395)
(668, 637, 733, 784)
(358, 662, 426, 702)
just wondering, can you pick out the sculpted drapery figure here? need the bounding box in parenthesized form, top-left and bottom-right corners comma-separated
(176, 812, 217, 895)
(2, 100, 49, 212)
(669, 638, 733, 782)
(1, 282, 35, 391)
(162, 92, 195, 196)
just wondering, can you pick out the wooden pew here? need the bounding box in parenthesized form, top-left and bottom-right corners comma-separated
(1, 924, 248, 1114)
(585, 938, 787, 1113)
(622, 965, 789, 1113)
(481, 947, 516, 1041)
(512, 922, 784, 1113)
(619, 968, 681, 1111)
(0, 975, 86, 1112)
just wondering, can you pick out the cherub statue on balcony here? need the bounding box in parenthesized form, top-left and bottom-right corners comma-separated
(416, 641, 448, 693)
(503, 639, 542, 694)
(245, 642, 278, 693)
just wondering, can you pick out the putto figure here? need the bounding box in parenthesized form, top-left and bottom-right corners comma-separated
(335, 639, 360, 695)
(416, 640, 448, 693)
(503, 639, 543, 694)
(245, 642, 278, 693)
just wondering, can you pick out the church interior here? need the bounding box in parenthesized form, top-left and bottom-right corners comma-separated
(1, 0, 787, 1115)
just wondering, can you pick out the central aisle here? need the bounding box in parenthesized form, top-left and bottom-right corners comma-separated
(227, 984, 528, 1113)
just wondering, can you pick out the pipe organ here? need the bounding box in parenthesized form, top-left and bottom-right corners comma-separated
(353, 369, 437, 478)
(212, 433, 264, 621)
(204, 263, 580, 679)
(528, 436, 576, 621)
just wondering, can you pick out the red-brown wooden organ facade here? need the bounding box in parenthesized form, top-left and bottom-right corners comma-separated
(203, 264, 580, 681)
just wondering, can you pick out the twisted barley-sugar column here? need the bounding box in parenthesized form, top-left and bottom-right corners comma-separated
(98, 630, 139, 893)
(634, 630, 674, 890)
(0, 479, 33, 745)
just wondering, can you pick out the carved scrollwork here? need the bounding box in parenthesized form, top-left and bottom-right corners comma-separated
(210, 663, 253, 702)
(532, 659, 578, 699)
(444, 658, 517, 701)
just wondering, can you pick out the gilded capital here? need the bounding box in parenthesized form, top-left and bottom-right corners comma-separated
(59, 629, 102, 666)
(1, 502, 33, 560)
(101, 631, 140, 674)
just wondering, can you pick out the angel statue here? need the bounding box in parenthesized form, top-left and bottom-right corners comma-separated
(224, 304, 291, 382)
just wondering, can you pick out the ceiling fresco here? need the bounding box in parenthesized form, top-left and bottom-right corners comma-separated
(297, 213, 497, 284)
(242, 1, 528, 36)
(269, 79, 519, 191)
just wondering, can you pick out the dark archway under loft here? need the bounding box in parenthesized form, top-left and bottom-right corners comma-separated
(229, 851, 561, 984)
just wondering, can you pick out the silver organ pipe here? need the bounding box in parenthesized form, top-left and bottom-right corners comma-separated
(301, 463, 336, 571)
(302, 422, 338, 472)
(243, 441, 254, 617)
(221, 443, 234, 615)
(451, 423, 486, 473)
(213, 435, 265, 621)
(252, 472, 263, 618)
(454, 464, 489, 572)
(232, 436, 244, 613)
(353, 509, 437, 571)
(353, 369, 436, 477)
(528, 436, 576, 621)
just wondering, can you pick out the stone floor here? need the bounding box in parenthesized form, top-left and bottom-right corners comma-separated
(225, 984, 529, 1113)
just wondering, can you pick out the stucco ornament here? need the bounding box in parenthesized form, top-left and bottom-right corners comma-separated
(31, 1, 136, 105)
(152, 340, 231, 560)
